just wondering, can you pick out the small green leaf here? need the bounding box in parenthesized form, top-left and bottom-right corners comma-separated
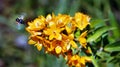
(107, 57, 115, 63)
(75, 30, 80, 38)
(96, 51, 110, 59)
(90, 19, 107, 28)
(87, 27, 115, 42)
(104, 41, 120, 52)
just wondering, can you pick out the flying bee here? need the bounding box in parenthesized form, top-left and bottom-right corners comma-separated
(16, 13, 35, 30)
(16, 13, 27, 30)
(16, 13, 27, 24)
(16, 16, 25, 24)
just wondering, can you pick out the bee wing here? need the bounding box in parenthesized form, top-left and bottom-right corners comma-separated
(19, 15, 24, 19)
(18, 13, 27, 19)
(16, 22, 21, 30)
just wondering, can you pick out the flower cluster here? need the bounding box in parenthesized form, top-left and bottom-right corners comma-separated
(26, 12, 91, 67)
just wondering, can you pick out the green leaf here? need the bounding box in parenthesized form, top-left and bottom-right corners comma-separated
(107, 57, 115, 63)
(96, 51, 110, 60)
(104, 41, 120, 52)
(108, 10, 120, 38)
(90, 19, 107, 28)
(75, 30, 80, 38)
(87, 27, 115, 42)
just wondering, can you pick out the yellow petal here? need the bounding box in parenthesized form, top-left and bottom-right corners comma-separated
(74, 13, 90, 30)
(80, 31, 87, 37)
(79, 38, 87, 48)
(80, 57, 86, 65)
(46, 14, 52, 22)
(49, 34, 54, 40)
(79, 38, 86, 44)
(65, 26, 72, 34)
(35, 43, 42, 51)
(55, 46, 62, 54)
(83, 56, 91, 62)
(56, 33, 62, 40)
(67, 44, 70, 50)
(49, 21, 55, 27)
(70, 41, 78, 48)
(28, 39, 36, 45)
(68, 34, 74, 40)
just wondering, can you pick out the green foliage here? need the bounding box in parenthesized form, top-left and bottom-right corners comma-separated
(87, 26, 115, 42)
(104, 41, 120, 52)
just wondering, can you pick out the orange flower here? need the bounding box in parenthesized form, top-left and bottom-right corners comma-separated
(53, 40, 68, 53)
(25, 13, 91, 65)
(43, 34, 77, 55)
(43, 39, 68, 56)
(67, 55, 91, 67)
(62, 34, 78, 49)
(26, 16, 45, 32)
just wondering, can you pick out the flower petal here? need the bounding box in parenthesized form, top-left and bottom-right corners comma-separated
(35, 43, 42, 51)
(55, 46, 62, 54)
(70, 41, 78, 48)
(28, 39, 36, 45)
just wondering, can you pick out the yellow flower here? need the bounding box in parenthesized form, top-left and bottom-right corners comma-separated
(26, 16, 45, 32)
(56, 14, 71, 27)
(44, 24, 64, 40)
(52, 40, 67, 54)
(73, 12, 90, 30)
(78, 31, 88, 48)
(62, 34, 78, 49)
(46, 14, 70, 27)
(42, 39, 65, 55)
(65, 22, 76, 34)
(67, 55, 91, 67)
(25, 12, 91, 64)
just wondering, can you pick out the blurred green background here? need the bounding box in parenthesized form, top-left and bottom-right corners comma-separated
(0, 0, 120, 67)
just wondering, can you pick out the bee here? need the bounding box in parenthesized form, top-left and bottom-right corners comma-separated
(16, 16, 25, 24)
(16, 13, 26, 24)
(16, 13, 35, 30)
(16, 13, 27, 30)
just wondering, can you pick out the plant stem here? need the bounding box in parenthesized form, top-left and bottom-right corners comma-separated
(91, 55, 99, 67)
(88, 47, 99, 67)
